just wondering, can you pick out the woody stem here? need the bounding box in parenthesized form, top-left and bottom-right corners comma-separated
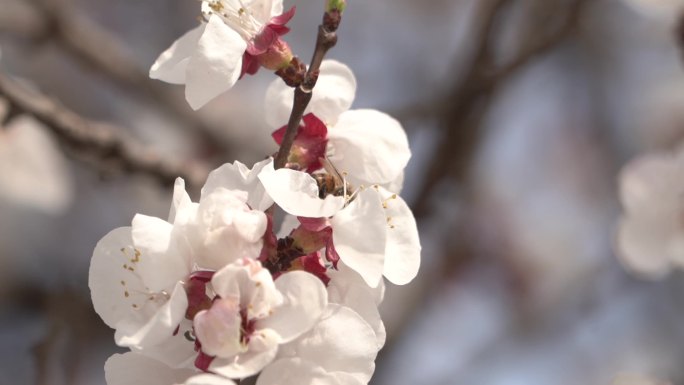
(273, 11, 340, 169)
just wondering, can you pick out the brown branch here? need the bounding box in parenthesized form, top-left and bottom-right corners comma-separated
(273, 10, 340, 169)
(491, 0, 588, 83)
(3, 0, 235, 160)
(0, 71, 208, 191)
(412, 0, 587, 218)
(411, 0, 512, 218)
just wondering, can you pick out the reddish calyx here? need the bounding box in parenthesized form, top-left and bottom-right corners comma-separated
(185, 271, 215, 320)
(272, 113, 328, 173)
(241, 6, 297, 78)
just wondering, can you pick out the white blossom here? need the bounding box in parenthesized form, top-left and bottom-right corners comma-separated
(185, 188, 267, 270)
(616, 146, 684, 278)
(150, 0, 293, 110)
(264, 60, 411, 189)
(258, 162, 421, 287)
(257, 304, 380, 385)
(0, 115, 73, 214)
(194, 258, 328, 379)
(89, 221, 192, 351)
(90, 160, 270, 357)
(621, 0, 684, 20)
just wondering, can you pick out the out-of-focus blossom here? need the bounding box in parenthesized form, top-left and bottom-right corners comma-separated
(621, 0, 684, 20)
(616, 146, 684, 277)
(150, 0, 295, 110)
(0, 116, 73, 214)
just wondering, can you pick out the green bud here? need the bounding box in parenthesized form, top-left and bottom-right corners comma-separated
(326, 0, 346, 13)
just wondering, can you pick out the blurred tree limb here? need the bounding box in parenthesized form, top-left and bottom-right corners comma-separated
(0, 71, 208, 191)
(380, 0, 590, 358)
(0, 0, 235, 160)
(412, 0, 589, 218)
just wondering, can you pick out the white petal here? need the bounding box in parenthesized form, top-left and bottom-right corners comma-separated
(258, 271, 328, 342)
(382, 171, 405, 195)
(202, 159, 274, 211)
(282, 304, 378, 382)
(310, 60, 357, 126)
(328, 109, 410, 185)
(132, 320, 196, 369)
(622, 0, 684, 20)
(264, 60, 356, 128)
(115, 282, 188, 348)
(89, 227, 140, 329)
(0, 116, 73, 214)
(168, 178, 196, 225)
(256, 358, 360, 385)
(185, 15, 247, 110)
(131, 214, 192, 292)
(193, 298, 242, 358)
(211, 259, 283, 317)
(186, 374, 237, 385)
(105, 352, 196, 385)
(150, 24, 205, 84)
(258, 162, 345, 218)
(377, 187, 421, 285)
(330, 372, 367, 385)
(189, 189, 267, 270)
(246, 0, 283, 23)
(210, 328, 280, 379)
(618, 152, 682, 214)
(277, 214, 300, 238)
(269, 0, 284, 18)
(328, 264, 386, 349)
(330, 188, 386, 287)
(264, 79, 295, 129)
(616, 216, 672, 279)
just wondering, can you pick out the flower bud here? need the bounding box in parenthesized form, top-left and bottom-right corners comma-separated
(326, 0, 346, 13)
(257, 37, 294, 71)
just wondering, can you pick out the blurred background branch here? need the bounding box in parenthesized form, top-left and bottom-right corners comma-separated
(413, 0, 588, 219)
(0, 0, 236, 161)
(0, 71, 208, 191)
(2, 0, 684, 384)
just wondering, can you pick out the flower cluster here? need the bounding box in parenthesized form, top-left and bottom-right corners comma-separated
(615, 143, 684, 278)
(90, 1, 421, 384)
(150, 0, 296, 110)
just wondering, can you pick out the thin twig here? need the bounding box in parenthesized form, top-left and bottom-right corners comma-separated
(0, 71, 208, 191)
(273, 11, 340, 169)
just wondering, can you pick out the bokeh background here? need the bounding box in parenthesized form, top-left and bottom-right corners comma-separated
(0, 0, 683, 384)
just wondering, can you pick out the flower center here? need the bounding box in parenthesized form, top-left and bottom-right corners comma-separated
(203, 0, 264, 40)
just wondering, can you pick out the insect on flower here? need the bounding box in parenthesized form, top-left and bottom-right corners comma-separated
(313, 157, 353, 200)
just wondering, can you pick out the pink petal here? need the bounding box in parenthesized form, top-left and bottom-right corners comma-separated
(269, 6, 296, 28)
(248, 27, 278, 56)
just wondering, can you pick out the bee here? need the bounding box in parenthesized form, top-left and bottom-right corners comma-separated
(313, 158, 352, 199)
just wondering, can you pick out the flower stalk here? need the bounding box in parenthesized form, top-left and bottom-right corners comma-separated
(273, 8, 341, 170)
